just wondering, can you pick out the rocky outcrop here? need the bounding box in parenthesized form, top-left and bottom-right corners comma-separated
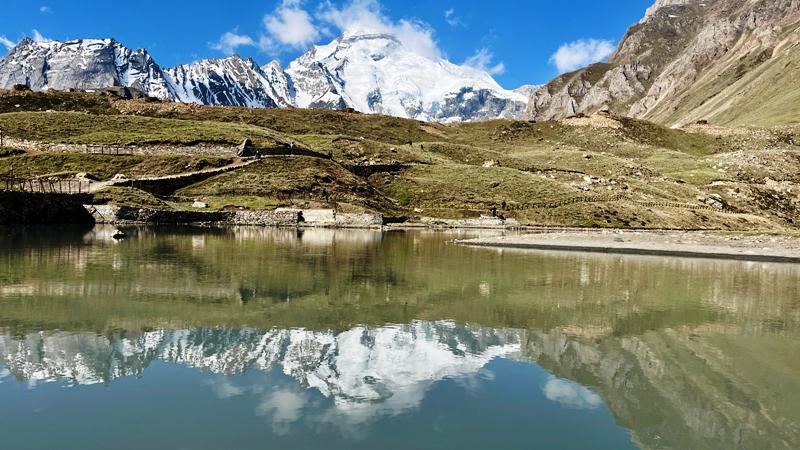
(0, 38, 174, 100)
(165, 56, 292, 108)
(527, 0, 800, 127)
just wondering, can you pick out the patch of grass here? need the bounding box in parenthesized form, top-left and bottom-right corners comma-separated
(380, 164, 576, 209)
(92, 187, 171, 209)
(119, 102, 445, 145)
(178, 157, 397, 212)
(0, 153, 143, 179)
(298, 134, 426, 165)
(0, 153, 236, 181)
(128, 155, 234, 177)
(0, 112, 293, 148)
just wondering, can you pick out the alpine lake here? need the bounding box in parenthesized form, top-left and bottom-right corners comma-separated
(0, 226, 798, 450)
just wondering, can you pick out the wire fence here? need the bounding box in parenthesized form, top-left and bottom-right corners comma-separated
(0, 176, 91, 194)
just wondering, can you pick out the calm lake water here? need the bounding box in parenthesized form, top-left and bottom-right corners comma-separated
(0, 226, 798, 450)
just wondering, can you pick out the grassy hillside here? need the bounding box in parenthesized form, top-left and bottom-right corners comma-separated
(0, 90, 797, 230)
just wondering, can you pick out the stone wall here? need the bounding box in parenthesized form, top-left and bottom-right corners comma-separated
(3, 137, 237, 157)
(229, 210, 301, 226)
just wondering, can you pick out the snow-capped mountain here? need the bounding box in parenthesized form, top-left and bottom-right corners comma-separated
(166, 56, 293, 108)
(0, 37, 174, 100)
(286, 31, 529, 122)
(0, 35, 529, 123)
(0, 322, 520, 406)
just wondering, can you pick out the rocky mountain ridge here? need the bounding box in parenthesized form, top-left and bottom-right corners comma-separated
(0, 34, 527, 123)
(526, 0, 800, 127)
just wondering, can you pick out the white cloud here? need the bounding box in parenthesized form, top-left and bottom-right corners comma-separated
(31, 29, 50, 42)
(0, 35, 15, 50)
(463, 48, 506, 75)
(444, 8, 464, 27)
(543, 376, 603, 410)
(256, 388, 309, 435)
(211, 30, 255, 55)
(264, 0, 320, 49)
(319, 0, 441, 59)
(40, 6, 53, 14)
(549, 38, 615, 74)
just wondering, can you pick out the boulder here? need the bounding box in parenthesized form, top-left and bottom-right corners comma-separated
(237, 139, 256, 157)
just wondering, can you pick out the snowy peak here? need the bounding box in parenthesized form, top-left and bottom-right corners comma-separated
(0, 34, 529, 123)
(165, 55, 292, 108)
(285, 31, 528, 122)
(0, 37, 173, 99)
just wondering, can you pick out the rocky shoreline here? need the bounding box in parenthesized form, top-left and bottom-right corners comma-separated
(455, 231, 800, 264)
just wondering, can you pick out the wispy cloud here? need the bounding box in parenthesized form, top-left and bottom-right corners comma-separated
(210, 30, 255, 55)
(0, 35, 15, 50)
(444, 8, 464, 27)
(463, 48, 505, 75)
(318, 0, 441, 59)
(40, 5, 53, 14)
(549, 38, 615, 74)
(31, 29, 50, 42)
(211, 0, 442, 60)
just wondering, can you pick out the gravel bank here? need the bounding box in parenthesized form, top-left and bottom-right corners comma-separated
(454, 230, 800, 263)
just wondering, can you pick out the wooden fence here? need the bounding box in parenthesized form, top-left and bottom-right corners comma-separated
(0, 176, 91, 194)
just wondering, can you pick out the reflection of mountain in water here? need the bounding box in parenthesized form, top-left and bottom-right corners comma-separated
(0, 322, 520, 407)
(1, 320, 799, 449)
(523, 329, 800, 450)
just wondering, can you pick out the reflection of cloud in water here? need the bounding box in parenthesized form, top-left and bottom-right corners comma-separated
(209, 376, 245, 399)
(543, 376, 602, 410)
(0, 367, 9, 383)
(257, 388, 311, 435)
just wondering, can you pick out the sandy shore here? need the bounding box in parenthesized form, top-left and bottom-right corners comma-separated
(454, 230, 800, 263)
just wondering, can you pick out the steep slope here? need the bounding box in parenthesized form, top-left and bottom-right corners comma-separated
(286, 31, 529, 123)
(0, 33, 527, 123)
(527, 0, 800, 127)
(165, 56, 293, 108)
(0, 38, 174, 99)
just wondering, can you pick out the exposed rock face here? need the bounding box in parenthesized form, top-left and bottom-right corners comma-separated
(526, 0, 800, 127)
(0, 33, 527, 123)
(0, 38, 174, 99)
(165, 56, 292, 108)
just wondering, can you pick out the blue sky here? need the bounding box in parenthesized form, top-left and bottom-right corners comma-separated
(0, 0, 653, 87)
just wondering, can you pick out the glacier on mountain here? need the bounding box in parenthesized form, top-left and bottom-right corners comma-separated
(0, 33, 529, 123)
